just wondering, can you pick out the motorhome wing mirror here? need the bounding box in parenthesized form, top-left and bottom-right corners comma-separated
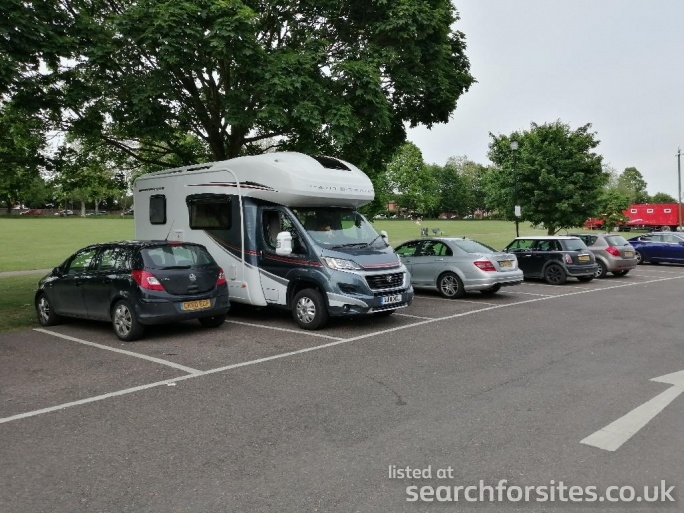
(380, 230, 389, 244)
(276, 231, 293, 256)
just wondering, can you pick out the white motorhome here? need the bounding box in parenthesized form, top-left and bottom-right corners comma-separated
(134, 152, 413, 329)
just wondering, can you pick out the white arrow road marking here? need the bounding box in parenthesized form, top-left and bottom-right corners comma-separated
(581, 369, 684, 451)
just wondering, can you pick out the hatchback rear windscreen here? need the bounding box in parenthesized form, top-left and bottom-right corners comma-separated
(605, 235, 629, 246)
(142, 245, 215, 268)
(562, 239, 587, 251)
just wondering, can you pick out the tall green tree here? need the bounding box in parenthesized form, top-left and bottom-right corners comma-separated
(617, 167, 648, 204)
(385, 142, 437, 215)
(433, 160, 466, 215)
(595, 189, 630, 231)
(5, 0, 474, 175)
(53, 141, 126, 216)
(487, 121, 606, 235)
(649, 192, 677, 203)
(0, 101, 48, 212)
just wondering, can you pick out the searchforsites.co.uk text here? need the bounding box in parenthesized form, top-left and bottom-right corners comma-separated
(388, 465, 676, 504)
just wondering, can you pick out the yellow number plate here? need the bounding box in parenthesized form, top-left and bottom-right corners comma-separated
(578, 255, 590, 262)
(624, 251, 633, 257)
(499, 260, 512, 268)
(182, 299, 211, 311)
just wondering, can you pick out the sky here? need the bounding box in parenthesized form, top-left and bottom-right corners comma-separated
(407, 0, 684, 198)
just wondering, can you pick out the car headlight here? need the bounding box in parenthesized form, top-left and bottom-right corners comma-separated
(322, 257, 361, 270)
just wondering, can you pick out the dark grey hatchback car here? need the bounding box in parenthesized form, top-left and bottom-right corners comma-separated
(35, 241, 230, 341)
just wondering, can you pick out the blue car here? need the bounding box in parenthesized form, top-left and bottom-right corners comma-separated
(627, 232, 684, 264)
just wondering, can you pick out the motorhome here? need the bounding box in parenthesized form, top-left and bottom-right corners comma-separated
(134, 152, 414, 329)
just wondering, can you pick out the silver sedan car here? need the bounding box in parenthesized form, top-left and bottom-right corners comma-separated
(394, 237, 524, 298)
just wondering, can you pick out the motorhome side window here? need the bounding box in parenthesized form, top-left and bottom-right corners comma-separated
(187, 195, 232, 230)
(149, 195, 166, 225)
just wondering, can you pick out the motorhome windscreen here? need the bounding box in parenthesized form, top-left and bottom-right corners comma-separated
(291, 207, 386, 249)
(186, 194, 232, 230)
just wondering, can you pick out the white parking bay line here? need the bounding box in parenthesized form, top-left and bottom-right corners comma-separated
(34, 328, 202, 375)
(394, 313, 434, 320)
(226, 320, 342, 340)
(499, 290, 553, 297)
(414, 295, 497, 307)
(4, 274, 681, 426)
(0, 374, 198, 425)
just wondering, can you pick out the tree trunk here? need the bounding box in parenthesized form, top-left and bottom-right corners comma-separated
(80, 201, 86, 217)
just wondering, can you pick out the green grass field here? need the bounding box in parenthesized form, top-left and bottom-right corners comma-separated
(0, 217, 554, 272)
(0, 217, 134, 272)
(0, 216, 564, 333)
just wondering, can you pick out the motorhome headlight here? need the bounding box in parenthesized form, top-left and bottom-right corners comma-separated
(322, 257, 361, 270)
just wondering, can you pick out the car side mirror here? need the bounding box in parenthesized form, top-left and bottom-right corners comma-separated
(380, 230, 389, 244)
(275, 231, 293, 256)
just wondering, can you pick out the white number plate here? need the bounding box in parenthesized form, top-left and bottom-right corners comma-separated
(624, 251, 634, 258)
(380, 294, 402, 305)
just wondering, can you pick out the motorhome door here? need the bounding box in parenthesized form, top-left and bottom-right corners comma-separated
(257, 209, 307, 305)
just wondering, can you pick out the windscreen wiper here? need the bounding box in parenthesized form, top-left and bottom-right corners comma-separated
(361, 233, 387, 248)
(331, 243, 367, 249)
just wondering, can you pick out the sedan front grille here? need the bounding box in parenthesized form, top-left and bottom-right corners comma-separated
(366, 272, 404, 290)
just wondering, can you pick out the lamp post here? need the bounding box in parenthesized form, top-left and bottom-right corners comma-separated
(511, 140, 520, 237)
(678, 147, 682, 232)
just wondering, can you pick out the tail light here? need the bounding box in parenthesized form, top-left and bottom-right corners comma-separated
(216, 267, 227, 286)
(131, 270, 165, 291)
(564, 254, 573, 264)
(606, 246, 620, 257)
(474, 259, 496, 272)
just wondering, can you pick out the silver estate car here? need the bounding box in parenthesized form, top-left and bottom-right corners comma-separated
(570, 233, 638, 278)
(394, 237, 524, 298)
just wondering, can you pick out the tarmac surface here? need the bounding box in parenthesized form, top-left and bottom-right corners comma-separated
(2, 265, 684, 512)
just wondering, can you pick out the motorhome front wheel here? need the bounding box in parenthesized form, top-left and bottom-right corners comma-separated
(292, 289, 329, 330)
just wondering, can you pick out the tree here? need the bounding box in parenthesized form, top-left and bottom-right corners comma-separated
(434, 160, 467, 216)
(0, 101, 48, 212)
(617, 167, 648, 204)
(385, 142, 438, 215)
(595, 189, 630, 232)
(487, 121, 606, 235)
(53, 140, 126, 216)
(649, 192, 677, 204)
(6, 0, 474, 175)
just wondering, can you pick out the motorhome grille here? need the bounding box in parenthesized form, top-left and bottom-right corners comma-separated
(366, 273, 404, 290)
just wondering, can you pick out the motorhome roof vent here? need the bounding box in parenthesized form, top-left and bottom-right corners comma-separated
(313, 156, 351, 171)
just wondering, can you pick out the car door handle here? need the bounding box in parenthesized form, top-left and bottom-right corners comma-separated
(436, 258, 445, 261)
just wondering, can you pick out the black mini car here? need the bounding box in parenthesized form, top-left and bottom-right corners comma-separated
(503, 236, 598, 285)
(35, 241, 230, 341)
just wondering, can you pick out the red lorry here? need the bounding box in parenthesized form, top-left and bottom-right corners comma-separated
(585, 203, 684, 231)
